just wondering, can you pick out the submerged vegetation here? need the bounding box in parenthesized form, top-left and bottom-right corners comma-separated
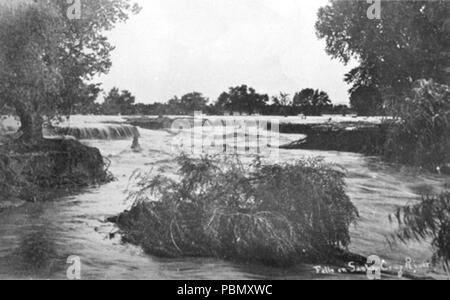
(113, 155, 359, 266)
(391, 192, 450, 271)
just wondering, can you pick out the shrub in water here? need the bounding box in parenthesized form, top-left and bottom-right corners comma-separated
(391, 192, 450, 271)
(115, 155, 359, 266)
(384, 80, 450, 169)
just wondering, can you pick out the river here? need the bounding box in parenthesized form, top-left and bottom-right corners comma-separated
(0, 116, 448, 280)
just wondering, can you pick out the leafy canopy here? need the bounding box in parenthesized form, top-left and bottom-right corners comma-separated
(316, 0, 450, 105)
(0, 0, 140, 140)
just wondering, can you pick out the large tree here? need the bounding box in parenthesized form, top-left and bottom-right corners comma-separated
(293, 89, 315, 108)
(180, 92, 209, 114)
(0, 0, 139, 141)
(215, 85, 269, 115)
(272, 92, 291, 117)
(102, 88, 136, 115)
(316, 0, 450, 110)
(293, 89, 332, 116)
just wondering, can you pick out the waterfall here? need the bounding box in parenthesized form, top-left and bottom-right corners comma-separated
(46, 124, 140, 140)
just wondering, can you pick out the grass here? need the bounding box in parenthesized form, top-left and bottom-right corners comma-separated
(114, 155, 359, 266)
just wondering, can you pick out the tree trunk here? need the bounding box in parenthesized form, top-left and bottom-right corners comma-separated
(8, 99, 43, 143)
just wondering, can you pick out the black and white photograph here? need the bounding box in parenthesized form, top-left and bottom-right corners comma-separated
(0, 0, 450, 283)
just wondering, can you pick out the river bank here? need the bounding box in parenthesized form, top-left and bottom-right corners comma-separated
(0, 139, 113, 211)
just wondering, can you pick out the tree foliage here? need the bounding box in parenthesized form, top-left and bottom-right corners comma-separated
(77, 87, 346, 116)
(316, 0, 450, 112)
(350, 86, 383, 116)
(102, 88, 136, 115)
(272, 92, 291, 117)
(179, 92, 209, 113)
(216, 85, 269, 115)
(0, 0, 140, 141)
(391, 192, 450, 271)
(293, 89, 332, 116)
(384, 79, 450, 168)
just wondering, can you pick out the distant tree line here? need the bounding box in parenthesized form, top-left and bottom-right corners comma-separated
(74, 85, 354, 116)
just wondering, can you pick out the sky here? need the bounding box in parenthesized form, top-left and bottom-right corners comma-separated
(99, 0, 357, 105)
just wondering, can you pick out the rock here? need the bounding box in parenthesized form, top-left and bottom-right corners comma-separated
(438, 165, 450, 175)
(106, 216, 118, 223)
(131, 135, 142, 152)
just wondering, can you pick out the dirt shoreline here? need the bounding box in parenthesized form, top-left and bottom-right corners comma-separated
(0, 139, 113, 206)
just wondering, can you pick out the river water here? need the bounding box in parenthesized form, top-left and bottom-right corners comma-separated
(0, 116, 449, 280)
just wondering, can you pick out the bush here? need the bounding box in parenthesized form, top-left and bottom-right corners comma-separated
(391, 192, 450, 271)
(383, 80, 450, 169)
(114, 155, 359, 266)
